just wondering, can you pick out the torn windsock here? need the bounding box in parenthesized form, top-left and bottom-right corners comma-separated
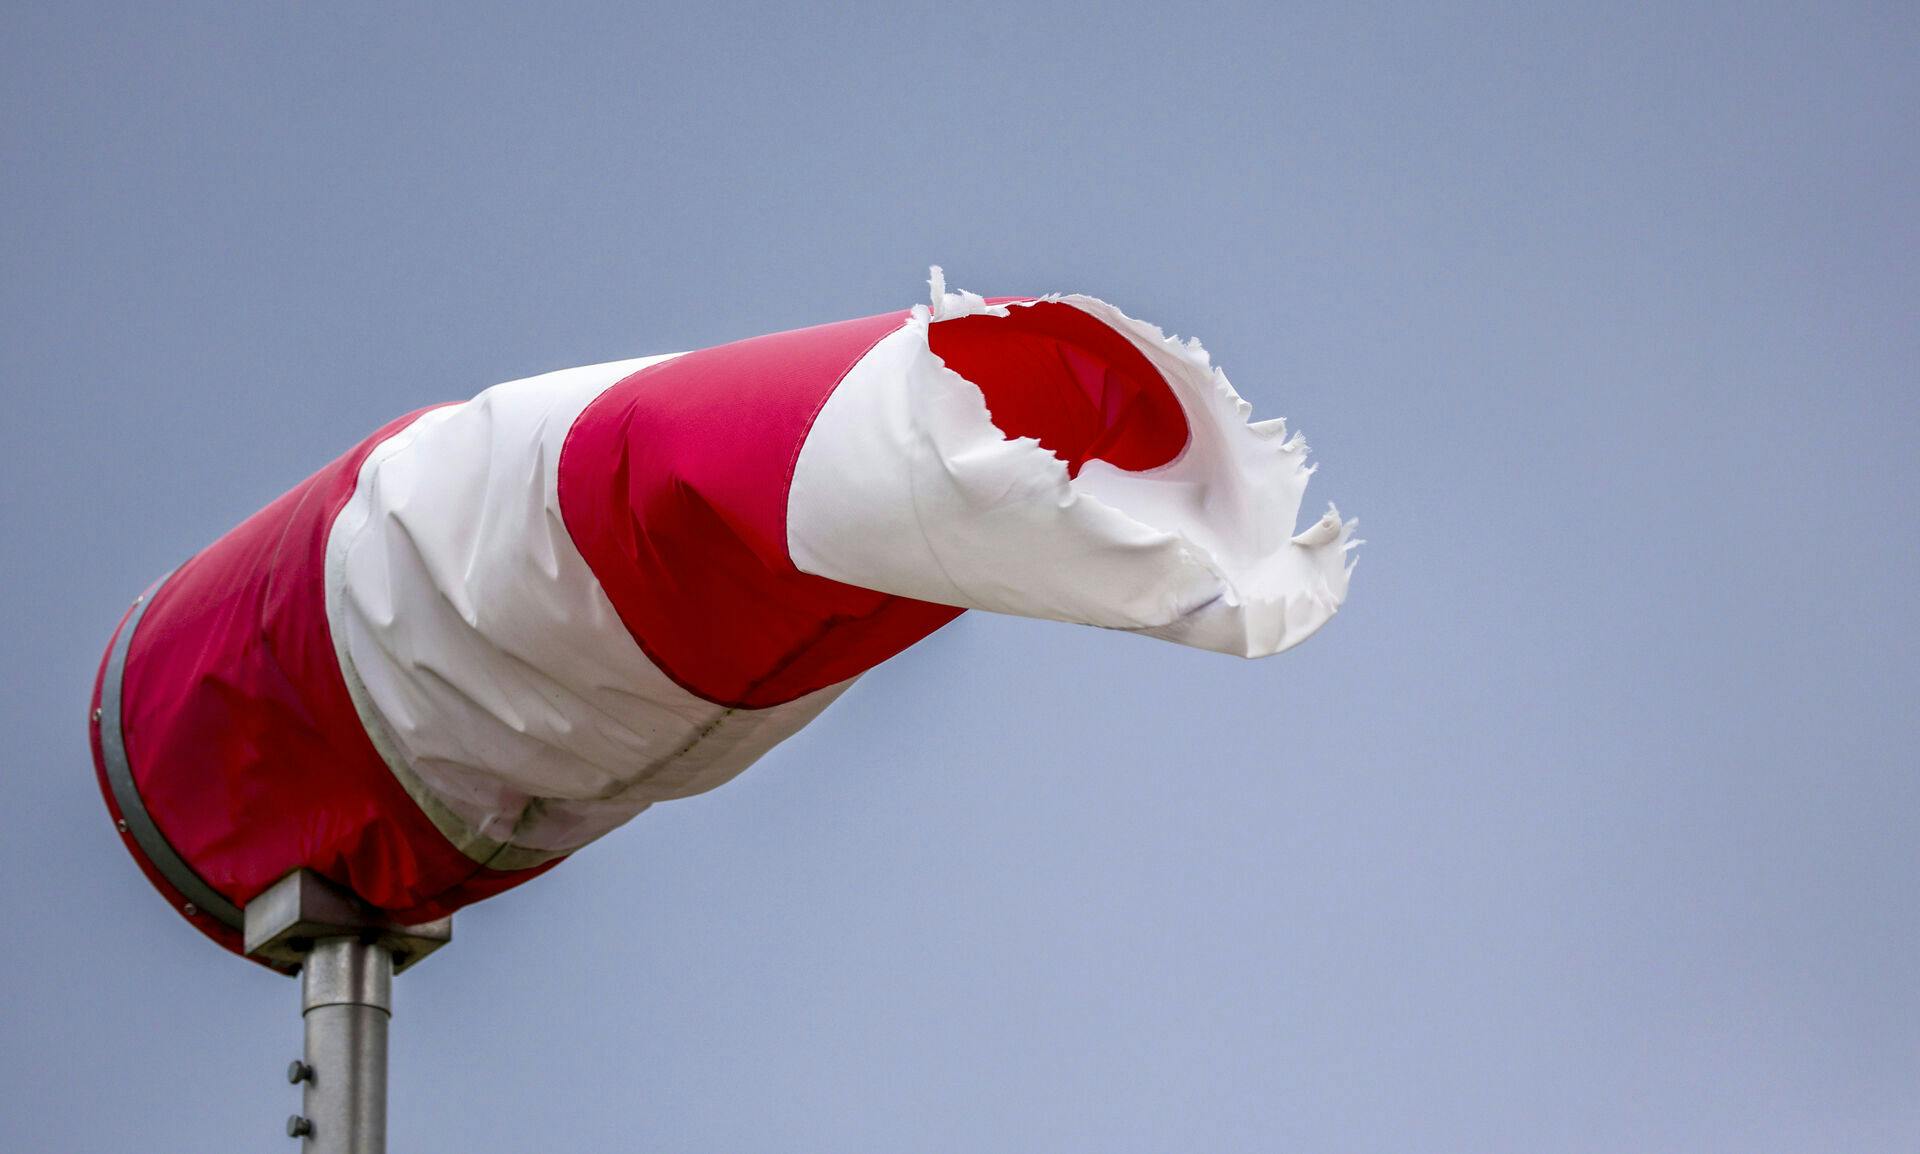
(90, 270, 1357, 958)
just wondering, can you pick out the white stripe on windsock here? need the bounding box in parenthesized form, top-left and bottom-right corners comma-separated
(323, 357, 855, 865)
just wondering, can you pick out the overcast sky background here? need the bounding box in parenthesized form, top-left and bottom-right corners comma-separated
(4, 3, 1916, 1151)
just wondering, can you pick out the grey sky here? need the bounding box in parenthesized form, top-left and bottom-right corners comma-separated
(4, 3, 1915, 1151)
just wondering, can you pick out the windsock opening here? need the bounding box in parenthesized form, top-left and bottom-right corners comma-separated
(789, 277, 1358, 660)
(927, 301, 1190, 478)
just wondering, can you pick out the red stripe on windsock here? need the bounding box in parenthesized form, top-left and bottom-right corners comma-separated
(558, 311, 964, 708)
(558, 300, 1198, 708)
(103, 408, 557, 939)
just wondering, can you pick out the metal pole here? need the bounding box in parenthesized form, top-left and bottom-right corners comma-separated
(245, 870, 446, 1148)
(288, 937, 392, 1153)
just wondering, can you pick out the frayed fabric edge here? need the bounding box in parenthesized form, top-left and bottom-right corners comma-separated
(909, 267, 1359, 658)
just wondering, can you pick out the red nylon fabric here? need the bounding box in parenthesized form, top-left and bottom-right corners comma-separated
(927, 301, 1190, 477)
(96, 408, 557, 954)
(89, 597, 253, 960)
(559, 310, 965, 708)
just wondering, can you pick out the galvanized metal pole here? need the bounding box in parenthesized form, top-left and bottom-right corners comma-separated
(288, 937, 392, 1153)
(245, 870, 448, 1149)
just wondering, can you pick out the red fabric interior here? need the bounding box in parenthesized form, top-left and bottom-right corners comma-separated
(927, 301, 1189, 477)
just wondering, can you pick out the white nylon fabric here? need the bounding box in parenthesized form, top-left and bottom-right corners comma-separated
(787, 273, 1358, 657)
(324, 358, 855, 865)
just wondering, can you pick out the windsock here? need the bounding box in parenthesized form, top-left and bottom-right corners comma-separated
(90, 271, 1357, 959)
